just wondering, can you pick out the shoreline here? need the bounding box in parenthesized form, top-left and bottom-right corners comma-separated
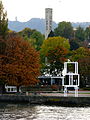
(0, 94, 90, 107)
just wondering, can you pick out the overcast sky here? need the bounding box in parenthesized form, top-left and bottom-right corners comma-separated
(2, 0, 90, 23)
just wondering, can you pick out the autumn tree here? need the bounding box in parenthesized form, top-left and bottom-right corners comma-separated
(40, 37, 70, 75)
(0, 1, 8, 38)
(0, 33, 40, 92)
(41, 37, 70, 57)
(46, 46, 68, 75)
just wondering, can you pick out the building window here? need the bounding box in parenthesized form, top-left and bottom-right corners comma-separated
(11, 88, 13, 91)
(8, 88, 10, 92)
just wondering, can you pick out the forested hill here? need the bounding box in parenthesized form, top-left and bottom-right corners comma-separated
(72, 22, 90, 29)
(8, 18, 90, 33)
(8, 18, 57, 34)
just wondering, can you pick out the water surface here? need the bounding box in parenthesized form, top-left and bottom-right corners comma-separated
(0, 102, 90, 120)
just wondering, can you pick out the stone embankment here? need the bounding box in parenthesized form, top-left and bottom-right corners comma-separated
(0, 93, 90, 106)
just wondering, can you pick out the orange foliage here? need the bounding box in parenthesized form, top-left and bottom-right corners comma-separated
(0, 33, 40, 86)
(46, 46, 68, 74)
(46, 46, 68, 64)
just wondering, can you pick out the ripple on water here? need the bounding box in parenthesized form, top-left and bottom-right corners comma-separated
(0, 103, 90, 120)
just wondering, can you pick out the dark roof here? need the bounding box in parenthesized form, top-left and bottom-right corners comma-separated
(48, 30, 55, 38)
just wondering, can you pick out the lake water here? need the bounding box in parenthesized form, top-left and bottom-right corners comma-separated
(0, 103, 90, 120)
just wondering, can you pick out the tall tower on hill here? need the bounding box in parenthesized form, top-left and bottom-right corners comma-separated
(45, 8, 52, 39)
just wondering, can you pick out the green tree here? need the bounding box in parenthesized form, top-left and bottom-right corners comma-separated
(18, 28, 44, 50)
(18, 28, 35, 38)
(70, 47, 90, 61)
(0, 1, 8, 38)
(75, 26, 85, 41)
(31, 31, 44, 50)
(54, 21, 73, 39)
(70, 47, 90, 88)
(85, 26, 90, 40)
(69, 38, 80, 50)
(79, 57, 90, 87)
(84, 26, 90, 47)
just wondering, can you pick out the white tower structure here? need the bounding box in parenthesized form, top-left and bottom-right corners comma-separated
(15, 17, 17, 21)
(45, 8, 52, 39)
(62, 61, 79, 97)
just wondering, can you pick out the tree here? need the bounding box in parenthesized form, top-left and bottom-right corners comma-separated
(85, 26, 90, 41)
(70, 47, 90, 61)
(0, 1, 8, 38)
(40, 37, 70, 75)
(75, 26, 85, 41)
(31, 31, 44, 50)
(0, 33, 40, 92)
(41, 37, 70, 58)
(18, 28, 35, 38)
(69, 38, 80, 50)
(78, 56, 90, 87)
(54, 21, 73, 39)
(18, 28, 44, 50)
(84, 26, 90, 47)
(70, 47, 90, 88)
(46, 46, 68, 75)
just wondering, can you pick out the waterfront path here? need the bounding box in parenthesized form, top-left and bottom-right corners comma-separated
(39, 91, 90, 97)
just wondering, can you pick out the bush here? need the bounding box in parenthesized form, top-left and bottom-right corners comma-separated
(51, 85, 59, 91)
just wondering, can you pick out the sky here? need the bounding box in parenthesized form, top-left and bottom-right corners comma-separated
(2, 0, 90, 23)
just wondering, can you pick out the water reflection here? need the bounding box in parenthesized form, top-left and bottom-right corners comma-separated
(0, 102, 90, 120)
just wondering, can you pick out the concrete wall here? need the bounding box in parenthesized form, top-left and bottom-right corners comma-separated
(0, 94, 90, 106)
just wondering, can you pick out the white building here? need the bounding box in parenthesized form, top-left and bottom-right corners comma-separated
(5, 85, 21, 93)
(62, 61, 80, 97)
(45, 8, 52, 39)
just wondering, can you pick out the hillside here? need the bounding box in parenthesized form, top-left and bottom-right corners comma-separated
(8, 18, 57, 34)
(8, 18, 90, 34)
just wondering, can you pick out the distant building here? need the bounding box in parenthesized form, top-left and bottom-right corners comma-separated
(45, 8, 52, 39)
(5, 85, 21, 93)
